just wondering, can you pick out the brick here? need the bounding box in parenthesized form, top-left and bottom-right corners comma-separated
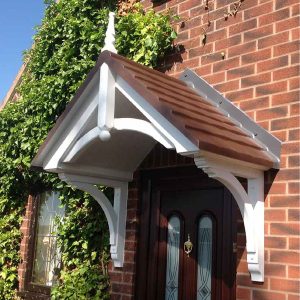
(195, 64, 212, 76)
(111, 282, 133, 294)
(270, 195, 300, 207)
(288, 265, 300, 278)
(236, 287, 251, 300)
(239, 97, 269, 111)
(273, 65, 300, 81)
(290, 105, 300, 118)
(242, 48, 271, 65)
(227, 64, 255, 81)
(213, 56, 240, 72)
(178, 17, 201, 32)
(215, 79, 239, 93)
(288, 209, 300, 222)
(291, 52, 299, 64)
(265, 207, 286, 220)
(201, 52, 224, 65)
(271, 130, 287, 142)
(258, 31, 289, 49)
(253, 290, 286, 300)
(288, 182, 300, 194)
(259, 8, 290, 26)
(242, 73, 271, 88)
(176, 31, 189, 43)
(271, 116, 300, 130)
(274, 41, 300, 57)
(288, 155, 300, 168)
(276, 16, 300, 32)
(203, 71, 225, 84)
(188, 44, 213, 59)
(282, 142, 300, 155)
(237, 274, 269, 289)
(257, 106, 288, 121)
(276, 0, 299, 10)
(289, 295, 300, 300)
(216, 12, 243, 30)
(265, 235, 287, 249)
(244, 24, 273, 42)
(272, 91, 299, 106)
(257, 56, 288, 73)
(270, 250, 300, 265)
(256, 81, 287, 97)
(175, 57, 199, 72)
(226, 88, 254, 102)
(207, 28, 228, 43)
(215, 34, 242, 51)
(228, 41, 257, 58)
(292, 4, 300, 16)
(229, 19, 257, 36)
(110, 272, 123, 282)
(244, 2, 273, 20)
(179, 0, 201, 13)
(289, 237, 300, 250)
(271, 223, 300, 236)
(270, 278, 300, 293)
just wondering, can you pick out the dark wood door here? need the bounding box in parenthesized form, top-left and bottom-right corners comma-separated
(136, 167, 236, 300)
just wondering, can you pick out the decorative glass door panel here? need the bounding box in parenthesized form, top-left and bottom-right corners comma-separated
(197, 216, 213, 300)
(165, 216, 181, 300)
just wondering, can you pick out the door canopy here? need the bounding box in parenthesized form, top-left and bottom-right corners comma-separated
(32, 12, 281, 282)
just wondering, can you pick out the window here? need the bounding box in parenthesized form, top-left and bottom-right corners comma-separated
(32, 191, 64, 286)
(23, 191, 64, 296)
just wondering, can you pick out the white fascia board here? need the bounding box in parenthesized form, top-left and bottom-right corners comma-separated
(43, 81, 99, 171)
(59, 164, 133, 183)
(116, 76, 199, 155)
(33, 73, 99, 169)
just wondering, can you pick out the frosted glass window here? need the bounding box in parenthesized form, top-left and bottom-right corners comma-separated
(32, 191, 64, 286)
(197, 216, 213, 300)
(165, 216, 180, 300)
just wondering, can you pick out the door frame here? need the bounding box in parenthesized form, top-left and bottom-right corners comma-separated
(135, 166, 237, 300)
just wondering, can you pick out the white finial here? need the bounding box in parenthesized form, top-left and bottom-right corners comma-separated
(102, 12, 117, 53)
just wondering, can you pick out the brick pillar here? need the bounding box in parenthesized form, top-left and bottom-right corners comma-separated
(18, 195, 37, 291)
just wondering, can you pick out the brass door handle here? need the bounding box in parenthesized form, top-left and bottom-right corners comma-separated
(184, 234, 193, 257)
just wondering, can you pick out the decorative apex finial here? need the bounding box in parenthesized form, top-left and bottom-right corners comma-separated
(102, 12, 117, 54)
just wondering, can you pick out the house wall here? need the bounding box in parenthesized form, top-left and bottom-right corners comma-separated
(109, 0, 300, 299)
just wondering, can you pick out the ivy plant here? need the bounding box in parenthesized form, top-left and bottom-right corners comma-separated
(0, 0, 176, 299)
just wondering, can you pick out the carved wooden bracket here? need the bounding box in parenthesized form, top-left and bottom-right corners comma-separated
(59, 173, 128, 268)
(194, 157, 264, 282)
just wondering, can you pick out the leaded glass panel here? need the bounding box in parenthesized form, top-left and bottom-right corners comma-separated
(32, 191, 64, 286)
(197, 216, 213, 300)
(165, 216, 180, 300)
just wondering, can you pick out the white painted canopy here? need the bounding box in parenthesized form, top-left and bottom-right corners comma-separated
(31, 13, 281, 282)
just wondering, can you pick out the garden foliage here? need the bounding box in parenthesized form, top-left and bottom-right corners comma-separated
(0, 0, 176, 298)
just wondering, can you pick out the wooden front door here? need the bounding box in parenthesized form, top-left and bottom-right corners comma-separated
(136, 167, 236, 300)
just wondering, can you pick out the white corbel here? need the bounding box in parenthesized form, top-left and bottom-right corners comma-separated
(194, 156, 264, 282)
(59, 173, 128, 267)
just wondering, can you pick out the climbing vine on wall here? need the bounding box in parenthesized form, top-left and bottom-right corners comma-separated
(0, 0, 177, 299)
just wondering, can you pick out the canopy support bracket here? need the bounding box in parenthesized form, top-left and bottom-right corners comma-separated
(194, 157, 264, 282)
(59, 173, 128, 268)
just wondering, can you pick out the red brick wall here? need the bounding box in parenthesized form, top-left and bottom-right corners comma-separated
(111, 0, 299, 299)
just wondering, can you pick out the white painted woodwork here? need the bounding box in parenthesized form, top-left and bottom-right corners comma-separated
(59, 173, 128, 267)
(194, 157, 265, 282)
(101, 12, 117, 54)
